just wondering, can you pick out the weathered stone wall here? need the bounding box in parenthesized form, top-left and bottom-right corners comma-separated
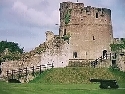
(0, 55, 41, 78)
(118, 54, 125, 72)
(40, 32, 70, 68)
(46, 31, 54, 42)
(0, 31, 69, 78)
(59, 2, 113, 59)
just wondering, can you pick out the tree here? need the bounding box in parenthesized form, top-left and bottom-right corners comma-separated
(0, 41, 23, 54)
(0, 41, 24, 63)
(110, 38, 125, 52)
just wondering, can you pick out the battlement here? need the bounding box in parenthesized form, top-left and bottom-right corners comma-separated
(60, 1, 111, 13)
(60, 2, 111, 26)
(60, 2, 84, 9)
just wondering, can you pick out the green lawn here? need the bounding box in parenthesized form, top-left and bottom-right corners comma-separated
(0, 81, 125, 94)
(0, 67, 125, 94)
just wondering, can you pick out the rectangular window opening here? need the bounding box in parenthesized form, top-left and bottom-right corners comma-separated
(64, 29, 66, 35)
(96, 13, 98, 18)
(93, 36, 95, 40)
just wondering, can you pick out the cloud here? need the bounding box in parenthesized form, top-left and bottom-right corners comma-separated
(10, 1, 59, 28)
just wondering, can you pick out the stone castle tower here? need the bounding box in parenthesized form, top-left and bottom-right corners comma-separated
(59, 1, 113, 59)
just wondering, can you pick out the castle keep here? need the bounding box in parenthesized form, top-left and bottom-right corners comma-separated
(59, 2, 113, 60)
(1, 1, 120, 81)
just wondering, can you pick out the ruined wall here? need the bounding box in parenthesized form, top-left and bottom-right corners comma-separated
(0, 31, 69, 78)
(0, 55, 41, 78)
(40, 36, 69, 68)
(113, 38, 124, 44)
(118, 54, 125, 72)
(59, 2, 113, 59)
(46, 31, 54, 42)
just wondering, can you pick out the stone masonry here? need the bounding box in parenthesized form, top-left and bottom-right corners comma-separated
(0, 31, 70, 79)
(59, 2, 113, 59)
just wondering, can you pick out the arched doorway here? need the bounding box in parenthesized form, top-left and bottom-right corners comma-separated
(73, 52, 77, 58)
(103, 50, 107, 59)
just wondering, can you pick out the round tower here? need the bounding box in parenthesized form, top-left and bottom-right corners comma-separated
(59, 2, 113, 59)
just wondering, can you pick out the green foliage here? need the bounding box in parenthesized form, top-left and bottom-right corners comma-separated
(0, 41, 23, 53)
(0, 41, 23, 62)
(110, 43, 125, 52)
(121, 38, 125, 43)
(64, 9, 72, 24)
(62, 33, 71, 41)
(109, 67, 125, 82)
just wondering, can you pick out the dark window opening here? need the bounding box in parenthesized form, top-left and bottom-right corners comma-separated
(73, 52, 77, 58)
(86, 6, 90, 12)
(112, 60, 116, 66)
(96, 13, 98, 18)
(103, 50, 107, 59)
(93, 36, 95, 40)
(80, 9, 83, 13)
(121, 38, 124, 41)
(64, 29, 66, 35)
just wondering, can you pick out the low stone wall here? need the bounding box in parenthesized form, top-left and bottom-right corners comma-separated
(68, 59, 94, 67)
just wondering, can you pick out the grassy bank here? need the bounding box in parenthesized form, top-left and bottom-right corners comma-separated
(30, 67, 125, 84)
(0, 67, 125, 94)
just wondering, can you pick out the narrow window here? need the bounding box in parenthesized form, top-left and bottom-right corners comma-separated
(73, 52, 77, 58)
(96, 13, 98, 18)
(64, 29, 66, 35)
(93, 36, 95, 40)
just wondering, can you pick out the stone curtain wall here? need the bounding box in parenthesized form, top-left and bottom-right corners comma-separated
(0, 55, 41, 78)
(0, 31, 69, 78)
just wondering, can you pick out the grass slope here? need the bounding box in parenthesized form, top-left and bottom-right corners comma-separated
(30, 67, 125, 84)
(0, 67, 125, 94)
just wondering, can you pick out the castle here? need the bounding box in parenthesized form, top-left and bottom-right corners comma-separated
(2, 1, 125, 81)
(59, 2, 113, 60)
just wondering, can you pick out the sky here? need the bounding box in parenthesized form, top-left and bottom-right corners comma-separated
(0, 0, 125, 52)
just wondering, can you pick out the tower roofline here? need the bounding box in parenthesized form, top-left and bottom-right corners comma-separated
(61, 1, 111, 10)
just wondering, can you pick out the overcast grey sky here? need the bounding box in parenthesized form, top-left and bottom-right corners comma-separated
(0, 0, 125, 51)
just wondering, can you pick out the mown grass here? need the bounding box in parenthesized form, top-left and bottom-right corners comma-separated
(0, 67, 125, 94)
(0, 81, 125, 94)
